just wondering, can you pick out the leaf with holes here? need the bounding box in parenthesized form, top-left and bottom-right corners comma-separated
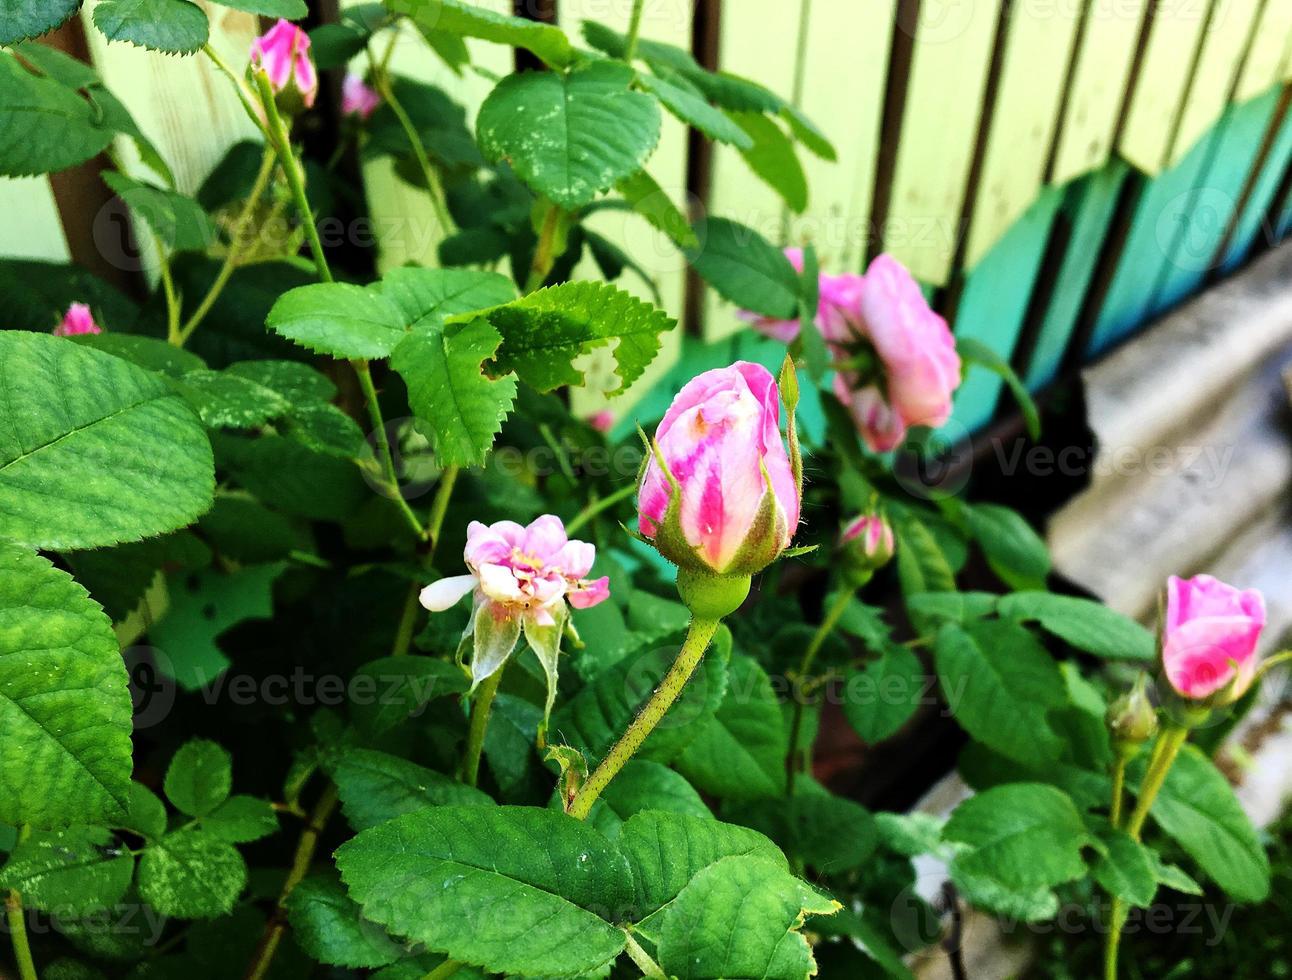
(335, 806, 631, 977)
(684, 217, 800, 319)
(478, 60, 661, 210)
(0, 544, 133, 829)
(0, 0, 83, 44)
(391, 318, 517, 467)
(474, 281, 675, 395)
(387, 0, 572, 68)
(266, 283, 408, 359)
(0, 53, 114, 177)
(92, 0, 209, 53)
(0, 332, 214, 550)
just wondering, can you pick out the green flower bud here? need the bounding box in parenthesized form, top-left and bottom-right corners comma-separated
(1106, 674, 1158, 757)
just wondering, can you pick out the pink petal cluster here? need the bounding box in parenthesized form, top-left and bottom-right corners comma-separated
(342, 73, 381, 120)
(420, 516, 609, 709)
(53, 303, 101, 337)
(745, 251, 961, 453)
(638, 362, 799, 574)
(251, 19, 318, 109)
(1162, 574, 1266, 702)
(842, 513, 894, 561)
(587, 409, 615, 434)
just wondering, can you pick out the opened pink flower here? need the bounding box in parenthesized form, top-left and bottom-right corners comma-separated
(342, 73, 381, 120)
(1162, 574, 1266, 702)
(420, 515, 609, 719)
(251, 19, 318, 109)
(639, 362, 800, 575)
(53, 303, 101, 337)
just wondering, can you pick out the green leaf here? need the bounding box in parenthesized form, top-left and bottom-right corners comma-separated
(997, 591, 1155, 662)
(215, 435, 366, 521)
(964, 503, 1050, 590)
(956, 336, 1041, 441)
(0, 543, 133, 829)
(581, 20, 699, 72)
(286, 875, 404, 969)
(380, 267, 516, 327)
(225, 359, 337, 404)
(677, 68, 783, 114)
(945, 783, 1091, 921)
(71, 333, 205, 378)
(782, 105, 836, 161)
(0, 52, 114, 177)
(101, 171, 216, 252)
(618, 811, 785, 919)
(0, 332, 214, 551)
(0, 827, 133, 915)
(656, 856, 838, 980)
(349, 657, 469, 738)
(91, 0, 209, 53)
(335, 806, 631, 977)
(1090, 826, 1157, 907)
(137, 829, 247, 918)
(0, 0, 83, 44)
(638, 72, 753, 149)
(934, 621, 1066, 768)
(122, 783, 168, 839)
(875, 811, 946, 858)
(329, 749, 493, 832)
(281, 401, 367, 458)
(478, 280, 676, 395)
(1147, 851, 1203, 895)
(842, 643, 924, 745)
(477, 61, 661, 210)
(1144, 743, 1270, 902)
(894, 514, 957, 598)
(905, 591, 998, 627)
(731, 110, 808, 213)
(175, 369, 289, 429)
(616, 168, 699, 249)
(386, 0, 572, 68)
(210, 0, 306, 16)
(684, 217, 800, 319)
(391, 318, 518, 468)
(202, 795, 277, 844)
(675, 654, 788, 801)
(266, 283, 408, 359)
(784, 779, 878, 875)
(163, 740, 231, 818)
(583, 762, 711, 842)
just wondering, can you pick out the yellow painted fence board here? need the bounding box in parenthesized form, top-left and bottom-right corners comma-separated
(1234, 0, 1292, 100)
(0, 178, 70, 262)
(964, 0, 1081, 269)
(883, 0, 1003, 285)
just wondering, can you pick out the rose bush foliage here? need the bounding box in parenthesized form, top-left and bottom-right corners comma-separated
(0, 4, 1283, 980)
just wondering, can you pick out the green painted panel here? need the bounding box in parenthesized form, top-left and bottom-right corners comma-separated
(1221, 96, 1292, 272)
(1152, 90, 1282, 312)
(951, 185, 1063, 433)
(1024, 160, 1131, 390)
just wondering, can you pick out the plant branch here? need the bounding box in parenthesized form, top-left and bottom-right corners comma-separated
(5, 887, 37, 980)
(568, 617, 720, 819)
(786, 586, 855, 794)
(202, 43, 272, 141)
(352, 359, 427, 540)
(525, 202, 563, 293)
(460, 662, 506, 787)
(159, 248, 182, 346)
(420, 961, 461, 980)
(1109, 755, 1128, 829)
(566, 482, 636, 536)
(622, 0, 646, 63)
(179, 145, 277, 346)
(623, 930, 666, 979)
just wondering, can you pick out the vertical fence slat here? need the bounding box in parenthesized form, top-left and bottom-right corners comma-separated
(561, 0, 693, 420)
(1167, 0, 1262, 166)
(1220, 92, 1292, 270)
(786, 0, 895, 274)
(881, 0, 1002, 286)
(0, 177, 72, 263)
(1049, 0, 1150, 186)
(701, 0, 804, 340)
(1022, 161, 1132, 389)
(949, 185, 1063, 432)
(961, 3, 1080, 270)
(1118, 0, 1214, 175)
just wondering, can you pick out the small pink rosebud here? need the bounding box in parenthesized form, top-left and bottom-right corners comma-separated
(638, 361, 801, 578)
(587, 410, 614, 434)
(250, 19, 318, 110)
(419, 515, 609, 723)
(1162, 574, 1266, 704)
(341, 73, 381, 120)
(840, 512, 894, 577)
(53, 303, 102, 337)
(740, 247, 865, 345)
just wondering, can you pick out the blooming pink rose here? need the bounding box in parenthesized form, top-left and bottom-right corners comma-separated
(341, 73, 381, 120)
(741, 248, 864, 344)
(53, 303, 101, 337)
(835, 254, 961, 452)
(638, 362, 800, 575)
(251, 19, 318, 109)
(420, 515, 609, 719)
(1162, 574, 1266, 702)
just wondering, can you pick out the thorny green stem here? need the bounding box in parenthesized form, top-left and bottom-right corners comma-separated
(352, 359, 427, 540)
(202, 43, 271, 142)
(786, 586, 856, 794)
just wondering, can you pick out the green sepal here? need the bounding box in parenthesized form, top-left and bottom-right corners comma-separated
(675, 567, 751, 621)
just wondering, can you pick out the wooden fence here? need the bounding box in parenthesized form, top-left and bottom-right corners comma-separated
(4, 0, 1292, 436)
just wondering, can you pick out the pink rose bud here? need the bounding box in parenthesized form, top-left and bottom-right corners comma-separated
(1162, 574, 1266, 704)
(250, 19, 318, 110)
(741, 247, 865, 345)
(53, 303, 102, 337)
(840, 512, 894, 583)
(587, 410, 615, 434)
(341, 73, 381, 120)
(638, 361, 802, 580)
(419, 515, 609, 722)
(833, 254, 961, 452)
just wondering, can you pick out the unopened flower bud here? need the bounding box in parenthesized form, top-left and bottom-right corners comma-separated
(1106, 674, 1158, 757)
(839, 511, 894, 585)
(250, 19, 318, 113)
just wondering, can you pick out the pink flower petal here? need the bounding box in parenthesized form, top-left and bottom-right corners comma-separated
(419, 574, 477, 612)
